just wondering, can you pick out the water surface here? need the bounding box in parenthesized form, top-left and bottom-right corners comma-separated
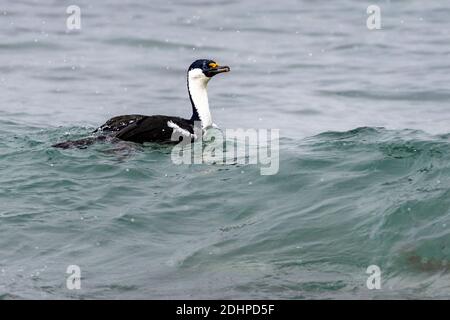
(0, 0, 449, 299)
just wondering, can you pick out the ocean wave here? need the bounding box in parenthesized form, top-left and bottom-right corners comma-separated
(1, 124, 449, 298)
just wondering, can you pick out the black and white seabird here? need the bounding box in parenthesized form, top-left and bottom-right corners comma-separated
(53, 59, 230, 148)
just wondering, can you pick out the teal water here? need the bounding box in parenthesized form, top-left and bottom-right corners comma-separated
(1, 122, 449, 299)
(1, 0, 450, 299)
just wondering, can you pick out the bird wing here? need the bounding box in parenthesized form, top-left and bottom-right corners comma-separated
(114, 116, 194, 143)
(94, 114, 146, 133)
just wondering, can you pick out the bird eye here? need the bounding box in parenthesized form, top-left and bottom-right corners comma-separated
(208, 62, 218, 68)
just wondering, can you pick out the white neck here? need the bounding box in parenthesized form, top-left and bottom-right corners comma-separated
(188, 69, 212, 128)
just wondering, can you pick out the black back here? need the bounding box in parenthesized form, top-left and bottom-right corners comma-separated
(114, 115, 194, 143)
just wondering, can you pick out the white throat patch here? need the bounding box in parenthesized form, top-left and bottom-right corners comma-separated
(188, 68, 212, 128)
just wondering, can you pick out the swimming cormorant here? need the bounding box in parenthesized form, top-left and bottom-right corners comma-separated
(53, 59, 230, 148)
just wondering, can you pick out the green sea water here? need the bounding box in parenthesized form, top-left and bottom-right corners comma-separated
(1, 0, 450, 299)
(1, 122, 449, 299)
